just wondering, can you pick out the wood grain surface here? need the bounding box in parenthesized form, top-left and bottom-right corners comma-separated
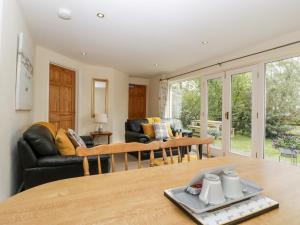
(0, 156, 299, 225)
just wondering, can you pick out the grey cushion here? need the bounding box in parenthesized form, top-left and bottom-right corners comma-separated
(153, 123, 170, 140)
(67, 129, 86, 148)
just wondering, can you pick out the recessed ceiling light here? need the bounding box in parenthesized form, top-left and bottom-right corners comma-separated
(201, 41, 208, 45)
(81, 52, 87, 56)
(57, 8, 72, 20)
(97, 12, 105, 18)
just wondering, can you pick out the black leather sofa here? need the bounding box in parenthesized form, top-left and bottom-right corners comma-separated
(18, 124, 110, 190)
(125, 118, 193, 160)
(125, 118, 193, 143)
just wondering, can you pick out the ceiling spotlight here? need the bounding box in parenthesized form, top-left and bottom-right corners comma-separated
(97, 12, 105, 18)
(57, 8, 72, 20)
(81, 52, 87, 56)
(201, 41, 208, 45)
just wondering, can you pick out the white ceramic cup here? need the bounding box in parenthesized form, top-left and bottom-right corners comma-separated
(199, 173, 225, 205)
(222, 169, 244, 199)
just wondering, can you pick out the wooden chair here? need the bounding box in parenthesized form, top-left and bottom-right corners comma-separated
(76, 141, 161, 176)
(159, 137, 214, 164)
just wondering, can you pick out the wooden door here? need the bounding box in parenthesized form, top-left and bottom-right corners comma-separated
(128, 84, 146, 119)
(49, 64, 76, 130)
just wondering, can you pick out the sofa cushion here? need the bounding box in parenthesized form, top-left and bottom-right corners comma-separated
(142, 123, 155, 138)
(161, 118, 174, 128)
(153, 123, 170, 140)
(166, 123, 174, 137)
(23, 125, 59, 156)
(147, 117, 161, 123)
(162, 118, 183, 131)
(55, 128, 76, 156)
(67, 129, 86, 148)
(126, 119, 147, 133)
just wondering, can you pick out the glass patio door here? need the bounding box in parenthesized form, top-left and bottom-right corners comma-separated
(202, 73, 225, 156)
(203, 67, 259, 158)
(224, 66, 259, 157)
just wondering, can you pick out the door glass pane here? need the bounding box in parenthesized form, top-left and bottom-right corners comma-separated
(207, 78, 223, 148)
(170, 79, 201, 133)
(230, 72, 252, 155)
(264, 57, 300, 163)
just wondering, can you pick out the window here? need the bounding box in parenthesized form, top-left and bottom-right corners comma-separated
(169, 79, 201, 130)
(264, 56, 300, 162)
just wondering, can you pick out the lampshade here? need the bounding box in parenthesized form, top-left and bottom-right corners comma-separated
(95, 113, 108, 123)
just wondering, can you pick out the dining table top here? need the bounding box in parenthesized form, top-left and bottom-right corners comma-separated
(0, 156, 300, 225)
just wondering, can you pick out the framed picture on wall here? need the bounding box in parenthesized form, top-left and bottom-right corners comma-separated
(15, 32, 33, 111)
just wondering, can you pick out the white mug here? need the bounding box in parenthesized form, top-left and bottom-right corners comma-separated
(199, 173, 225, 205)
(222, 170, 244, 199)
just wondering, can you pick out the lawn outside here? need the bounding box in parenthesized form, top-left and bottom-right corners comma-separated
(211, 134, 296, 162)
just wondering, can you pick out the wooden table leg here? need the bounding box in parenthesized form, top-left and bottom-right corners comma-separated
(198, 145, 203, 160)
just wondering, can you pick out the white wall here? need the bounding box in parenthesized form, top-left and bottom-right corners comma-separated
(0, 0, 35, 201)
(149, 30, 300, 116)
(148, 76, 161, 117)
(129, 76, 150, 116)
(33, 46, 129, 143)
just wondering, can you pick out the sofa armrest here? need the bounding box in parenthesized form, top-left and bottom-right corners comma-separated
(80, 135, 94, 148)
(125, 131, 150, 143)
(18, 139, 37, 169)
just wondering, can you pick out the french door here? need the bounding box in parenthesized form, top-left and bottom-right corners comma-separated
(202, 73, 225, 156)
(202, 66, 259, 158)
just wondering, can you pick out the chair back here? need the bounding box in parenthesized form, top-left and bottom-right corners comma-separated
(76, 141, 161, 176)
(160, 137, 214, 164)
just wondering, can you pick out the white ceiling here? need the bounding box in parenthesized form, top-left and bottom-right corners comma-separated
(17, 0, 300, 77)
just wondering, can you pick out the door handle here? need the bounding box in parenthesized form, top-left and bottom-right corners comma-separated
(225, 112, 229, 120)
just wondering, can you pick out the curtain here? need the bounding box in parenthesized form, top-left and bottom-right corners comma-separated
(159, 79, 169, 118)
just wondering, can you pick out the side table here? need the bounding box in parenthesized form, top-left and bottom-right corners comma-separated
(90, 131, 112, 144)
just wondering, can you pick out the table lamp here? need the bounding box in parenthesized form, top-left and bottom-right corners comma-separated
(95, 113, 108, 132)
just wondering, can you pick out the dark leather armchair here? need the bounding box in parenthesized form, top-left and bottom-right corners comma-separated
(18, 125, 110, 190)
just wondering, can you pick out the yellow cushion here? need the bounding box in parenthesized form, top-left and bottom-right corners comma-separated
(147, 117, 155, 124)
(166, 123, 174, 137)
(142, 124, 155, 139)
(55, 128, 76, 156)
(147, 117, 161, 123)
(33, 121, 57, 138)
(153, 117, 161, 123)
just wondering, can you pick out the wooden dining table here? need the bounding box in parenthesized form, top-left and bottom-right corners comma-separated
(0, 156, 300, 225)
